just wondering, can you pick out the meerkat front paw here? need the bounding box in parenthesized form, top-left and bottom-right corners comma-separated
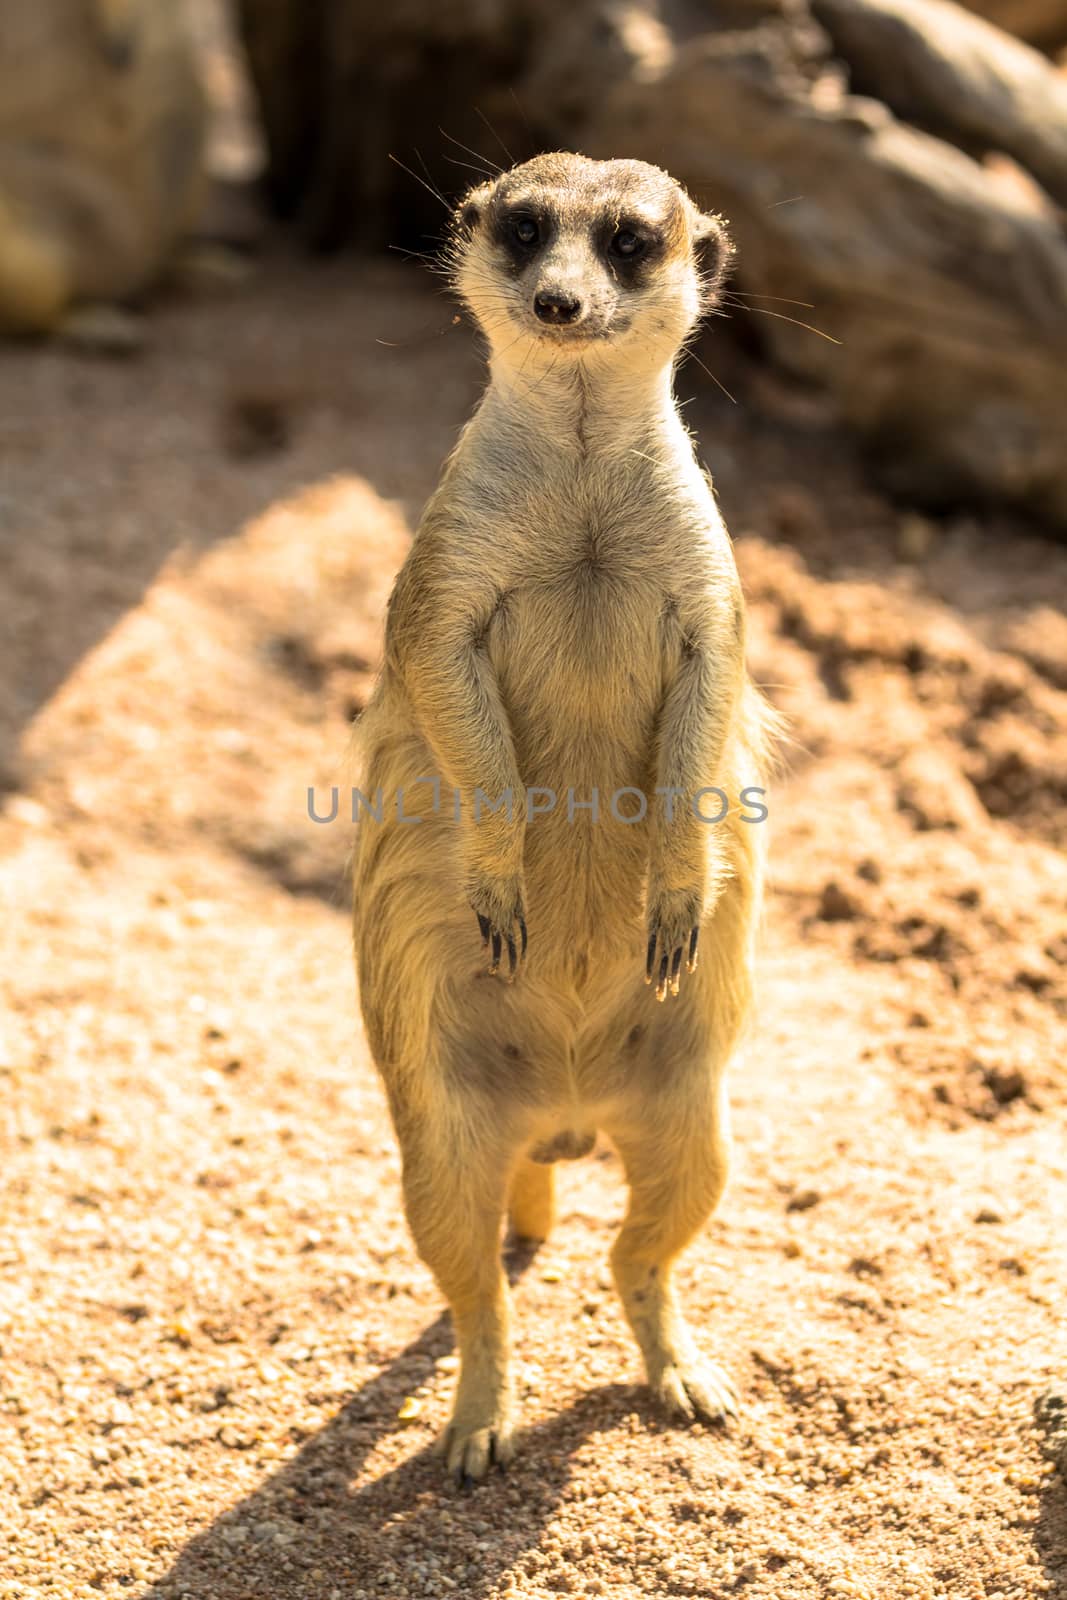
(468, 873, 527, 979)
(645, 889, 701, 1000)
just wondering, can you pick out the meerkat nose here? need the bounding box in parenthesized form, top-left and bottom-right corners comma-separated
(534, 289, 583, 325)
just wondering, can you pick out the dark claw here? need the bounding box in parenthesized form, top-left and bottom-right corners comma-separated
(670, 945, 683, 996)
(645, 929, 658, 984)
(688, 925, 699, 973)
(656, 951, 669, 1002)
(473, 905, 526, 978)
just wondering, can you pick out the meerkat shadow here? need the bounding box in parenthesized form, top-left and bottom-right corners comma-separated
(1035, 1463, 1067, 1596)
(138, 1243, 675, 1597)
(503, 1228, 547, 1281)
(138, 1290, 670, 1600)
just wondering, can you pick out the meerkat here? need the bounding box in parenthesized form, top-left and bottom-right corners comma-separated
(0, 0, 205, 337)
(352, 151, 775, 1482)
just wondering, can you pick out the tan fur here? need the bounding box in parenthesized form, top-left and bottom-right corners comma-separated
(352, 153, 775, 1480)
(0, 0, 205, 334)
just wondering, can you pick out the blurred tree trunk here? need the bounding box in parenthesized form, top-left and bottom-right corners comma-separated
(237, 0, 1067, 531)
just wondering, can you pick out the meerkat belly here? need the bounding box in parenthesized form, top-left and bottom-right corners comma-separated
(489, 555, 667, 964)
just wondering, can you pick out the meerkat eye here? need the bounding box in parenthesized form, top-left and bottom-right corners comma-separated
(512, 217, 539, 245)
(610, 229, 643, 258)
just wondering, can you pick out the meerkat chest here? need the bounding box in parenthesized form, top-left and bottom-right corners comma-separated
(514, 469, 708, 617)
(518, 494, 659, 623)
(482, 492, 698, 737)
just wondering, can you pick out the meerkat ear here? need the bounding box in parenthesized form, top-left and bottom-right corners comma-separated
(456, 181, 495, 234)
(691, 210, 734, 298)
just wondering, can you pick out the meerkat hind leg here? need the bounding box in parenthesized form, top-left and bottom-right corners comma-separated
(397, 1115, 517, 1481)
(507, 1156, 556, 1245)
(608, 1092, 736, 1423)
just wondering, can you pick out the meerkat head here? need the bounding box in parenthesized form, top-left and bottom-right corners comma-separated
(449, 152, 731, 374)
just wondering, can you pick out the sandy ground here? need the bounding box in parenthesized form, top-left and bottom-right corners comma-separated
(1, 252, 1065, 1600)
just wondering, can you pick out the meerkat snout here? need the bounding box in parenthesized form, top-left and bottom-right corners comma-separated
(533, 288, 583, 325)
(451, 151, 732, 365)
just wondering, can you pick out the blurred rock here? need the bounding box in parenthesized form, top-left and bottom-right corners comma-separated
(576, 5, 1067, 530)
(0, 1, 206, 335)
(896, 514, 936, 564)
(812, 0, 1067, 206)
(957, 0, 1067, 51)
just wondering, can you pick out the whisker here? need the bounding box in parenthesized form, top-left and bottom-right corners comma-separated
(442, 153, 498, 179)
(373, 317, 463, 350)
(388, 152, 451, 213)
(768, 196, 805, 207)
(439, 127, 500, 175)
(474, 105, 516, 167)
(508, 85, 534, 139)
(388, 244, 438, 264)
(680, 347, 737, 405)
(735, 305, 841, 344)
(414, 147, 455, 212)
(484, 325, 530, 365)
(724, 291, 816, 310)
(515, 344, 533, 381)
(520, 351, 563, 400)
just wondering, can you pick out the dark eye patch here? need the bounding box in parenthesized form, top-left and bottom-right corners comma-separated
(598, 216, 662, 280)
(490, 205, 551, 273)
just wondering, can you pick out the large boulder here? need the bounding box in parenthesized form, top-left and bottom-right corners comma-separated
(570, 3, 1067, 524)
(957, 0, 1067, 51)
(0, 0, 206, 334)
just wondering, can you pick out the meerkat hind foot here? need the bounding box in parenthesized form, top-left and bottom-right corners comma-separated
(437, 1398, 516, 1483)
(653, 1354, 738, 1424)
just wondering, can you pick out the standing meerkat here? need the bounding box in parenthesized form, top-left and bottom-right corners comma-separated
(352, 152, 775, 1482)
